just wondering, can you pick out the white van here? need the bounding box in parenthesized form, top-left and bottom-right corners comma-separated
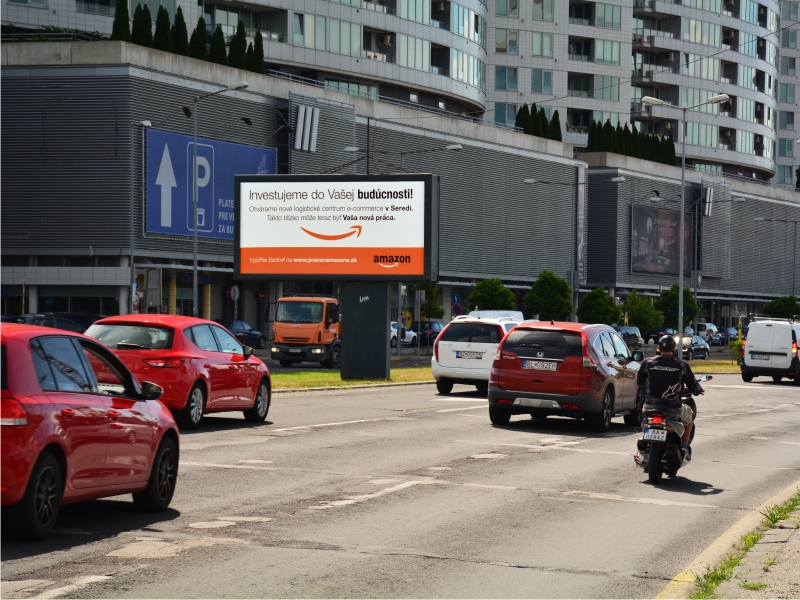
(741, 318, 800, 383)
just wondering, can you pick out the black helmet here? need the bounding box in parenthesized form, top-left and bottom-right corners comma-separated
(658, 335, 677, 352)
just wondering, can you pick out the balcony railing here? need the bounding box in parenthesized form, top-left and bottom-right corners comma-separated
(362, 1, 394, 14)
(633, 0, 654, 8)
(247, 29, 285, 42)
(431, 19, 447, 29)
(568, 89, 592, 98)
(76, 1, 113, 15)
(568, 54, 591, 61)
(363, 50, 392, 62)
(430, 65, 448, 75)
(567, 124, 590, 133)
(569, 17, 591, 25)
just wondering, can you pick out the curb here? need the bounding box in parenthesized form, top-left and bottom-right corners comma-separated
(655, 478, 800, 599)
(273, 380, 435, 394)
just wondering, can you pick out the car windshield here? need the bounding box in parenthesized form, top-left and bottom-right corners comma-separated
(681, 337, 693, 345)
(439, 323, 503, 343)
(85, 324, 174, 350)
(275, 302, 324, 324)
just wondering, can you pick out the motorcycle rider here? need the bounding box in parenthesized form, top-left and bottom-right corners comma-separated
(636, 335, 703, 461)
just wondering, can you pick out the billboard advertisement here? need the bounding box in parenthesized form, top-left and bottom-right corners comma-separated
(235, 174, 438, 281)
(145, 129, 277, 241)
(631, 204, 692, 275)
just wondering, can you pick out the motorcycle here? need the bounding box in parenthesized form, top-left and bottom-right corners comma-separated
(634, 374, 711, 483)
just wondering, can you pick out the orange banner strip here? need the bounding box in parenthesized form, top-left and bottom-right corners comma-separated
(239, 247, 425, 276)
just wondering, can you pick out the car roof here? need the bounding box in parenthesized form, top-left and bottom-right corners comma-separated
(515, 321, 611, 333)
(278, 297, 334, 302)
(1, 322, 98, 342)
(449, 317, 520, 325)
(93, 314, 216, 328)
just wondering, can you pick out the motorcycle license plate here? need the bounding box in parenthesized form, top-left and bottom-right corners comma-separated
(643, 428, 667, 442)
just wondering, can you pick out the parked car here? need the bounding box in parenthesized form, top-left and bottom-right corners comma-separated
(15, 314, 87, 333)
(721, 327, 740, 345)
(740, 318, 800, 383)
(613, 326, 644, 348)
(390, 321, 417, 348)
(410, 321, 444, 347)
(86, 315, 271, 429)
(215, 319, 268, 349)
(467, 310, 525, 320)
(487, 322, 646, 431)
(656, 335, 709, 360)
(50, 313, 108, 330)
(695, 322, 720, 345)
(645, 327, 677, 344)
(1, 323, 179, 541)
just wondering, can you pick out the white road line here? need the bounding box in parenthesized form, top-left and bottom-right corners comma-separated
(31, 575, 111, 599)
(564, 491, 718, 509)
(271, 418, 386, 432)
(437, 405, 488, 413)
(778, 441, 800, 446)
(309, 480, 430, 510)
(431, 398, 488, 402)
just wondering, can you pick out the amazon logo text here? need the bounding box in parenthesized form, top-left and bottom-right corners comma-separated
(374, 255, 411, 264)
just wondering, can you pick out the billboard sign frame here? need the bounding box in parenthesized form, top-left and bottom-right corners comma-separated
(234, 173, 439, 282)
(630, 204, 692, 275)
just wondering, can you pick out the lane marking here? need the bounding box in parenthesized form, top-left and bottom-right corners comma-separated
(309, 480, 431, 510)
(271, 418, 386, 431)
(470, 453, 506, 459)
(180, 461, 375, 479)
(31, 575, 111, 599)
(437, 405, 488, 413)
(564, 491, 719, 509)
(217, 516, 272, 523)
(369, 478, 401, 485)
(239, 459, 274, 464)
(778, 441, 800, 446)
(189, 521, 236, 529)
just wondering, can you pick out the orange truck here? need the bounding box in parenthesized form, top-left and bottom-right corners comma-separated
(270, 297, 341, 368)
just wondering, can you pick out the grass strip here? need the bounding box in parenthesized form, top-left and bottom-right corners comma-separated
(689, 490, 800, 599)
(272, 366, 434, 390)
(687, 359, 742, 374)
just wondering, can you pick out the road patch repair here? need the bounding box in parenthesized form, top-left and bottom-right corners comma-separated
(106, 536, 249, 559)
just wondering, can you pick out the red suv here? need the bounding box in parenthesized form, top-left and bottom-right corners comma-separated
(86, 315, 271, 429)
(1, 324, 179, 540)
(488, 322, 645, 432)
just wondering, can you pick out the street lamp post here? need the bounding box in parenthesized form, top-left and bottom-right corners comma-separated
(641, 93, 729, 355)
(130, 120, 152, 314)
(754, 217, 800, 297)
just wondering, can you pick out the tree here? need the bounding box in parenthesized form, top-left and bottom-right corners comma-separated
(666, 134, 677, 166)
(412, 282, 445, 320)
(132, 3, 153, 47)
(251, 30, 265, 74)
(586, 121, 598, 152)
(171, 5, 189, 56)
(189, 16, 208, 61)
(577, 288, 620, 325)
(605, 120, 618, 154)
(467, 278, 516, 311)
(598, 120, 609, 152)
(131, 4, 144, 45)
(615, 123, 626, 156)
(549, 110, 562, 141)
(228, 19, 247, 70)
(208, 24, 228, 65)
(630, 124, 641, 159)
(246, 42, 254, 73)
(153, 6, 172, 52)
(620, 290, 663, 332)
(538, 108, 550, 139)
(530, 103, 542, 137)
(763, 296, 800, 319)
(654, 284, 698, 331)
(641, 133, 651, 161)
(523, 271, 572, 321)
(515, 104, 532, 133)
(795, 165, 799, 190)
(109, 0, 131, 42)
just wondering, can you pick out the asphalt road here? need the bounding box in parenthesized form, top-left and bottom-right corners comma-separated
(3, 374, 800, 599)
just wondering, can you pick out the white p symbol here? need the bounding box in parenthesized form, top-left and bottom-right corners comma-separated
(196, 156, 211, 187)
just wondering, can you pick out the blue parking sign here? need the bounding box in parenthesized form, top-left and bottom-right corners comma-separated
(452, 294, 460, 304)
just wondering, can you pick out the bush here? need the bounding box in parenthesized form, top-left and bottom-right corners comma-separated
(189, 16, 208, 61)
(171, 6, 189, 56)
(577, 288, 620, 325)
(152, 6, 172, 52)
(412, 282, 445, 320)
(523, 271, 572, 321)
(467, 279, 515, 312)
(729, 340, 743, 365)
(109, 0, 131, 42)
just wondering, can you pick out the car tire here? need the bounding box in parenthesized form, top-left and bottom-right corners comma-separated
(258, 337, 267, 349)
(390, 336, 397, 348)
(489, 405, 511, 425)
(588, 389, 613, 433)
(703, 350, 709, 360)
(436, 380, 453, 395)
(687, 350, 693, 360)
(178, 383, 205, 430)
(772, 375, 782, 383)
(323, 346, 341, 369)
(475, 381, 488, 393)
(624, 390, 644, 427)
(244, 378, 270, 422)
(6, 451, 62, 541)
(279, 360, 293, 368)
(133, 436, 178, 512)
(742, 373, 754, 383)
(411, 337, 418, 347)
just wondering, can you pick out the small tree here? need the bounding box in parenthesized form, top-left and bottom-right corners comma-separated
(412, 282, 445, 320)
(523, 271, 572, 321)
(666, 134, 677, 166)
(630, 124, 641, 159)
(515, 104, 531, 133)
(153, 6, 172, 52)
(135, 3, 153, 47)
(795, 165, 799, 190)
(549, 110, 562, 142)
(467, 278, 516, 311)
(615, 123, 626, 156)
(605, 120, 617, 154)
(109, 0, 131, 42)
(530, 103, 542, 137)
(538, 108, 551, 139)
(586, 121, 598, 152)
(620, 290, 663, 333)
(577, 288, 620, 325)
(189, 16, 208, 61)
(246, 42, 254, 73)
(228, 19, 247, 70)
(251, 30, 265, 74)
(763, 296, 800, 319)
(208, 24, 228, 65)
(171, 5, 189, 56)
(654, 284, 698, 331)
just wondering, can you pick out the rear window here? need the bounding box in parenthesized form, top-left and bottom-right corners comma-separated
(439, 323, 503, 343)
(85, 324, 174, 350)
(503, 329, 583, 357)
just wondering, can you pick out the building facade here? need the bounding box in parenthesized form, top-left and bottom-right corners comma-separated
(776, 0, 798, 187)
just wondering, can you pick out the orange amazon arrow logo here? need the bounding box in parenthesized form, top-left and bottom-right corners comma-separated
(300, 225, 362, 241)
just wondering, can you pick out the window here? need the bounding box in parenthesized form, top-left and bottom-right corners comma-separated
(778, 138, 795, 157)
(330, 19, 361, 56)
(30, 337, 94, 393)
(325, 79, 379, 100)
(399, 34, 431, 72)
(398, 0, 431, 24)
(293, 13, 304, 46)
(682, 19, 721, 47)
(740, 0, 759, 23)
(780, 111, 796, 130)
(593, 111, 619, 126)
(494, 103, 518, 125)
(611, 333, 630, 358)
(685, 122, 719, 148)
(780, 84, 796, 103)
(780, 57, 796, 75)
(783, 1, 799, 20)
(595, 40, 620, 65)
(683, 0, 721, 12)
(738, 65, 756, 90)
(737, 130, 754, 154)
(683, 54, 720, 81)
(531, 68, 552, 94)
(410, 92, 419, 103)
(695, 163, 723, 175)
(496, 0, 518, 16)
(211, 326, 243, 355)
(81, 343, 134, 398)
(783, 29, 798, 48)
(766, 41, 778, 67)
(595, 3, 622, 29)
(682, 88, 720, 114)
(189, 325, 219, 351)
(451, 48, 486, 90)
(737, 97, 755, 122)
(439, 323, 503, 343)
(85, 323, 174, 350)
(595, 75, 620, 101)
(740, 32, 758, 57)
(532, 0, 553, 21)
(777, 165, 795, 184)
(8, 0, 47, 5)
(495, 29, 518, 53)
(294, 14, 326, 50)
(531, 32, 553, 57)
(504, 329, 583, 357)
(495, 66, 518, 90)
(437, 98, 446, 109)
(452, 3, 486, 46)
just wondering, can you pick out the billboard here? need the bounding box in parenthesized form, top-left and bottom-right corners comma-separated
(235, 174, 438, 281)
(631, 204, 692, 275)
(145, 129, 277, 241)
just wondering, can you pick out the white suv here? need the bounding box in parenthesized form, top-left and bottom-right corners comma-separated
(432, 317, 522, 394)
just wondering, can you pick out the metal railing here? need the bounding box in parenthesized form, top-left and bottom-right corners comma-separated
(430, 65, 448, 75)
(246, 29, 285, 42)
(362, 1, 394, 14)
(568, 89, 592, 98)
(568, 17, 591, 25)
(568, 54, 591, 61)
(431, 19, 447, 29)
(363, 49, 392, 62)
(76, 1, 114, 16)
(1, 30, 104, 41)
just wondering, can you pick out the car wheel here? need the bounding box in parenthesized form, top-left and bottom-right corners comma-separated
(279, 360, 293, 368)
(772, 375, 782, 383)
(6, 452, 62, 541)
(390, 336, 397, 348)
(624, 389, 644, 427)
(703, 350, 709, 360)
(489, 405, 511, 425)
(258, 337, 267, 349)
(475, 381, 488, 393)
(588, 389, 613, 433)
(436, 380, 453, 395)
(411, 337, 418, 347)
(687, 350, 693, 360)
(178, 383, 206, 429)
(323, 346, 341, 369)
(742, 373, 754, 383)
(244, 379, 270, 422)
(133, 436, 178, 511)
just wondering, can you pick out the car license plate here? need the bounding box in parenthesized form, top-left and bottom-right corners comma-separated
(523, 360, 557, 371)
(751, 353, 769, 360)
(288, 348, 302, 353)
(643, 428, 667, 441)
(456, 351, 482, 359)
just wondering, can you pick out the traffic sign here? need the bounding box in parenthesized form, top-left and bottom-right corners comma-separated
(452, 303, 462, 316)
(132, 292, 141, 308)
(452, 294, 460, 304)
(258, 290, 266, 302)
(230, 285, 240, 302)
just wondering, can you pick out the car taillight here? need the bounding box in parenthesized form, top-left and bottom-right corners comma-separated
(741, 338, 746, 356)
(1, 398, 28, 426)
(143, 358, 184, 368)
(434, 338, 439, 363)
(793, 342, 798, 359)
(562, 404, 579, 410)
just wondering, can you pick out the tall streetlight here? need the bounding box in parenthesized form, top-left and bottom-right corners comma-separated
(185, 81, 248, 316)
(642, 93, 729, 355)
(130, 120, 152, 314)
(754, 216, 800, 297)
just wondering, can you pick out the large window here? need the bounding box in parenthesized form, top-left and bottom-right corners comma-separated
(451, 49, 486, 90)
(766, 41, 778, 67)
(683, 0, 721, 12)
(496, 0, 518, 17)
(737, 130, 754, 154)
(293, 14, 326, 50)
(682, 19, 721, 47)
(398, 0, 431, 24)
(452, 3, 486, 47)
(8, 0, 48, 5)
(532, 0, 553, 21)
(398, 34, 431, 72)
(495, 66, 518, 90)
(682, 88, 720, 114)
(496, 29, 518, 53)
(780, 84, 796, 103)
(738, 64, 756, 89)
(740, 0, 759, 23)
(780, 111, 796, 130)
(683, 54, 720, 80)
(778, 138, 795, 157)
(595, 3, 621, 28)
(595, 75, 620, 101)
(595, 39, 620, 64)
(777, 165, 795, 184)
(685, 122, 718, 148)
(740, 32, 758, 57)
(780, 57, 797, 75)
(737, 97, 755, 122)
(782, 29, 798, 48)
(494, 103, 518, 126)
(593, 111, 619, 126)
(531, 32, 553, 56)
(531, 68, 552, 94)
(330, 19, 361, 56)
(325, 79, 378, 100)
(783, 1, 799, 20)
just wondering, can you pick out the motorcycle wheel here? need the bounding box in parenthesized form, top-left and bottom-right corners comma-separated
(648, 442, 664, 484)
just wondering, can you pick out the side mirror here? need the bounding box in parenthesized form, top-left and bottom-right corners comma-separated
(141, 381, 163, 401)
(632, 350, 645, 362)
(243, 346, 255, 358)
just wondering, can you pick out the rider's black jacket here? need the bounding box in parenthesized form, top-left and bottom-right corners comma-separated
(636, 354, 700, 408)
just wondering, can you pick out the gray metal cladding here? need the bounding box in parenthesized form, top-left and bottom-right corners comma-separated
(288, 93, 356, 176)
(699, 178, 731, 280)
(585, 176, 619, 287)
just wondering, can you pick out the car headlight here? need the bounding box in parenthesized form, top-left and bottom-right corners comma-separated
(311, 348, 324, 354)
(271, 347, 280, 353)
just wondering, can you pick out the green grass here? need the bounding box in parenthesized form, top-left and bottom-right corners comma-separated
(272, 366, 434, 390)
(739, 582, 767, 590)
(688, 359, 743, 374)
(762, 558, 777, 572)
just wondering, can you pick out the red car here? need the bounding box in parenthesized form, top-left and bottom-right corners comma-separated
(85, 315, 271, 429)
(1, 324, 179, 541)
(488, 322, 645, 432)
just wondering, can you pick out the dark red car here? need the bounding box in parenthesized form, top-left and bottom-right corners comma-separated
(1, 324, 179, 541)
(85, 315, 271, 429)
(488, 322, 645, 432)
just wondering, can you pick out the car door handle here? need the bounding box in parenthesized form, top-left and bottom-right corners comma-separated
(108, 410, 121, 420)
(61, 408, 75, 418)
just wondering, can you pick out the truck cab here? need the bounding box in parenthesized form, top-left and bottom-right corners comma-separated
(270, 297, 341, 368)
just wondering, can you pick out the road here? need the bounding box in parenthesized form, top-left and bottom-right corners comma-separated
(2, 374, 799, 599)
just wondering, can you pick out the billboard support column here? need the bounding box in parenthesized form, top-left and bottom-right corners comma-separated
(341, 282, 390, 379)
